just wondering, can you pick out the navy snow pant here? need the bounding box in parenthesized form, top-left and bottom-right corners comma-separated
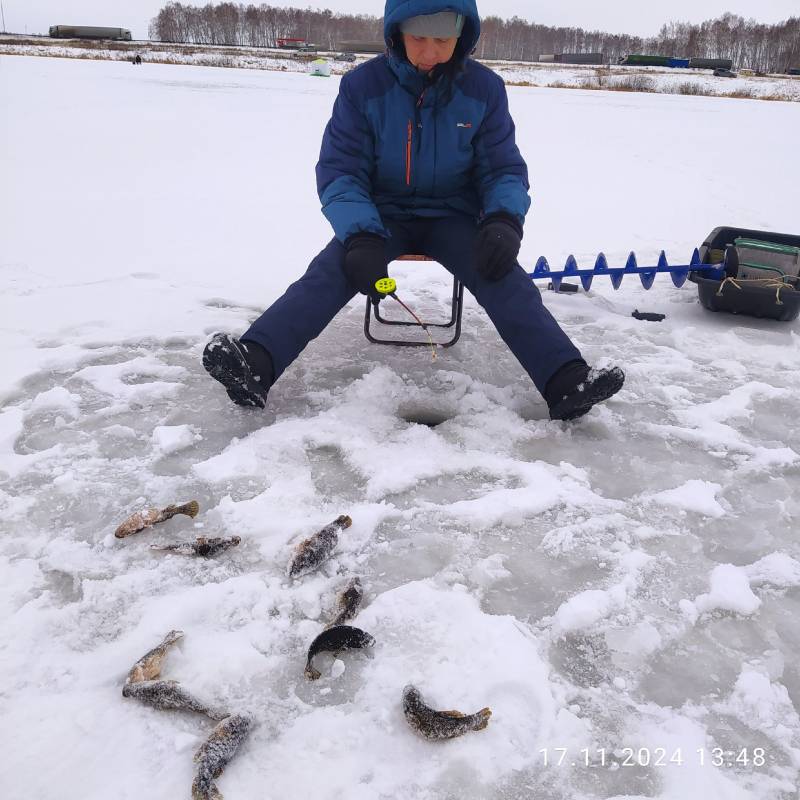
(242, 216, 583, 395)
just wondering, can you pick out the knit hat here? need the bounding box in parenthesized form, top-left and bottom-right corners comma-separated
(399, 11, 465, 38)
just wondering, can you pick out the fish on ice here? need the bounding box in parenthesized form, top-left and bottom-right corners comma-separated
(192, 713, 253, 800)
(122, 629, 226, 720)
(304, 624, 375, 680)
(150, 536, 241, 557)
(402, 685, 491, 741)
(329, 577, 364, 627)
(115, 500, 200, 538)
(287, 515, 351, 578)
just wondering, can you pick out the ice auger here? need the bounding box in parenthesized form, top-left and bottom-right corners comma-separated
(529, 249, 726, 292)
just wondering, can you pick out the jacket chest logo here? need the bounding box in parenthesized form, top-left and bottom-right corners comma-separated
(457, 122, 472, 128)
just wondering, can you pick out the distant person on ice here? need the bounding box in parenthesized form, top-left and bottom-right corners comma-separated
(203, 0, 625, 420)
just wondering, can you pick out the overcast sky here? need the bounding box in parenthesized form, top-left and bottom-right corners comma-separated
(4, 0, 798, 40)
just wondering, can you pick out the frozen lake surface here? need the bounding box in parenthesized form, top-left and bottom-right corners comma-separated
(1, 55, 799, 800)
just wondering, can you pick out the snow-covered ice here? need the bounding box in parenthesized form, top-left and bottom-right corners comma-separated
(1, 55, 799, 800)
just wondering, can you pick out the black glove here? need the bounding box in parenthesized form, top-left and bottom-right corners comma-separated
(343, 234, 389, 302)
(475, 213, 523, 281)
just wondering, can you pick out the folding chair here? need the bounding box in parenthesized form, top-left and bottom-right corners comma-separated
(363, 255, 464, 348)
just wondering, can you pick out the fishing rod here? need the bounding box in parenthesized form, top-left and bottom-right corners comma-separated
(374, 277, 437, 360)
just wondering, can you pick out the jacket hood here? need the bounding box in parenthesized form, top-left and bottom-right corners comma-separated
(384, 0, 480, 59)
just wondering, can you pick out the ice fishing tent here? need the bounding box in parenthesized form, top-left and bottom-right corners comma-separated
(309, 59, 331, 77)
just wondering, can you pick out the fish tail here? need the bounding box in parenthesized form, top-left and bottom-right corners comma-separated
(176, 500, 200, 518)
(474, 708, 492, 730)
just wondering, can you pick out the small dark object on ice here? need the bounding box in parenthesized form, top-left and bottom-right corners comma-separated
(151, 536, 242, 558)
(402, 685, 492, 741)
(203, 333, 273, 408)
(115, 501, 199, 538)
(632, 309, 666, 322)
(547, 281, 580, 293)
(304, 624, 375, 680)
(547, 366, 625, 421)
(192, 713, 253, 800)
(330, 577, 364, 627)
(123, 630, 226, 720)
(287, 515, 352, 578)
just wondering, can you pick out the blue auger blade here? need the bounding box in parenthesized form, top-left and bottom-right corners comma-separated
(639, 250, 667, 289)
(671, 269, 690, 287)
(532, 255, 551, 280)
(640, 270, 657, 290)
(583, 252, 607, 290)
(609, 252, 636, 289)
(564, 255, 579, 275)
(594, 253, 610, 273)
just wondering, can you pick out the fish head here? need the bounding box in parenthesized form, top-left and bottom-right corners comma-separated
(402, 684, 423, 711)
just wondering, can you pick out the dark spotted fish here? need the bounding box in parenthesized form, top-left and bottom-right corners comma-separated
(123, 680, 227, 720)
(304, 624, 375, 680)
(402, 685, 491, 741)
(115, 500, 200, 538)
(192, 713, 253, 800)
(287, 515, 351, 578)
(123, 630, 225, 720)
(329, 577, 364, 627)
(150, 536, 241, 558)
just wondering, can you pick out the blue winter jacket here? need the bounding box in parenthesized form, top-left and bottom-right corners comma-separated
(315, 0, 531, 243)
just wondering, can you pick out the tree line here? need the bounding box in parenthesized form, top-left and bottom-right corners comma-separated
(149, 3, 800, 73)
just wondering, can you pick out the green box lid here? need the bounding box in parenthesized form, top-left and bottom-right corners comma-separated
(734, 237, 800, 257)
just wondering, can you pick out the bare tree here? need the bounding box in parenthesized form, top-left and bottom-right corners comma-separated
(148, 4, 800, 72)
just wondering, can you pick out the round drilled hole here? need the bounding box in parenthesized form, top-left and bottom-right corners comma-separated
(397, 404, 454, 428)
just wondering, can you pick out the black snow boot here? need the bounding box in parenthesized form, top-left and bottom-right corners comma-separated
(202, 333, 273, 408)
(545, 360, 625, 421)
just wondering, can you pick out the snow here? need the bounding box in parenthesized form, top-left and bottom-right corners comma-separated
(2, 36, 799, 101)
(2, 54, 800, 800)
(745, 553, 800, 589)
(692, 563, 763, 616)
(152, 424, 200, 455)
(648, 479, 727, 518)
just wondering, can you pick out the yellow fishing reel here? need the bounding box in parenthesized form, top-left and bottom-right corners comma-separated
(374, 277, 397, 296)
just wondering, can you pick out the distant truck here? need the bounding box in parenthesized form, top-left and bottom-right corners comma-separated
(49, 26, 132, 41)
(688, 57, 734, 71)
(539, 53, 604, 65)
(337, 41, 385, 54)
(277, 38, 307, 49)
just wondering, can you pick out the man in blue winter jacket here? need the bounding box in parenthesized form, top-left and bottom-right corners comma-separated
(203, 0, 625, 421)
